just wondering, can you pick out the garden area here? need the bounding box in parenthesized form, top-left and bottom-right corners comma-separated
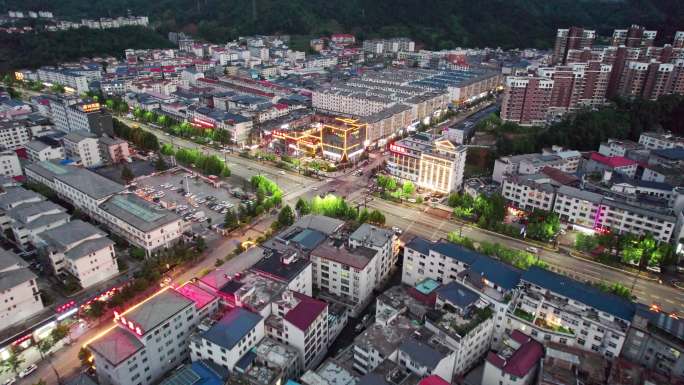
(574, 232, 675, 271)
(295, 194, 386, 227)
(446, 231, 548, 270)
(375, 175, 421, 203)
(160, 144, 231, 177)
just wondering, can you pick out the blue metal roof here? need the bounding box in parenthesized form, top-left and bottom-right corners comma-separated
(405, 237, 432, 256)
(470, 257, 521, 291)
(432, 242, 480, 265)
(291, 229, 326, 250)
(652, 148, 684, 161)
(234, 350, 257, 372)
(522, 266, 635, 321)
(202, 308, 262, 349)
(399, 338, 443, 369)
(437, 281, 479, 310)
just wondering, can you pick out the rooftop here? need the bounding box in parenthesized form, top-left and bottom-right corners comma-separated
(100, 194, 180, 232)
(283, 292, 327, 331)
(312, 241, 377, 270)
(254, 337, 300, 369)
(486, 331, 543, 378)
(52, 164, 126, 200)
(65, 237, 114, 261)
(541, 342, 608, 385)
(250, 249, 311, 284)
(89, 326, 143, 366)
(522, 266, 635, 321)
(39, 219, 106, 252)
(228, 271, 286, 312)
(0, 248, 26, 272)
(589, 152, 637, 168)
(63, 130, 97, 143)
(399, 335, 446, 370)
(294, 214, 344, 235)
(301, 358, 359, 385)
(436, 281, 480, 309)
(202, 307, 262, 350)
(0, 267, 36, 292)
(354, 315, 420, 357)
(175, 282, 218, 310)
(159, 362, 225, 385)
(350, 224, 393, 248)
(0, 187, 43, 211)
(121, 287, 194, 334)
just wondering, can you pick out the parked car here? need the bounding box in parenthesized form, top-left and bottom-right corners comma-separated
(525, 246, 539, 254)
(19, 364, 37, 378)
(3, 377, 16, 385)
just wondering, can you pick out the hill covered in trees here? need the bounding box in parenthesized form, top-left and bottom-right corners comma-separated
(2, 0, 683, 50)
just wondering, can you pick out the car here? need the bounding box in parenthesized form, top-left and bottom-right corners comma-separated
(392, 226, 402, 235)
(525, 246, 539, 254)
(312, 187, 318, 191)
(3, 377, 16, 385)
(19, 364, 37, 378)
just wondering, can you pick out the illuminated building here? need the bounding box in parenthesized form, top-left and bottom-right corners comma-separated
(320, 117, 367, 162)
(50, 98, 113, 135)
(270, 124, 321, 158)
(508, 266, 633, 359)
(387, 133, 467, 194)
(88, 287, 203, 385)
(0, 248, 44, 332)
(36, 67, 90, 94)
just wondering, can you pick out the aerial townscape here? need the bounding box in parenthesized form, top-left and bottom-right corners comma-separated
(0, 3, 683, 385)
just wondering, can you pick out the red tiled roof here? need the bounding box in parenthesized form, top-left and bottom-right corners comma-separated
(487, 333, 543, 377)
(284, 292, 327, 331)
(417, 375, 450, 385)
(590, 152, 637, 168)
(541, 166, 579, 186)
(510, 329, 530, 345)
(176, 282, 217, 310)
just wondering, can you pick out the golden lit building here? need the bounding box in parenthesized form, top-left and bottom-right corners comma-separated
(320, 117, 367, 162)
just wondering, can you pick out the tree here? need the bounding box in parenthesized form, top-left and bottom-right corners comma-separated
(224, 209, 239, 228)
(402, 181, 415, 196)
(50, 83, 65, 93)
(367, 209, 386, 225)
(50, 323, 70, 342)
(295, 198, 310, 216)
(195, 237, 207, 252)
(121, 165, 135, 183)
(277, 205, 295, 228)
(37, 338, 54, 360)
(0, 348, 24, 376)
(78, 347, 91, 368)
(213, 128, 231, 144)
(85, 300, 106, 319)
(154, 156, 169, 171)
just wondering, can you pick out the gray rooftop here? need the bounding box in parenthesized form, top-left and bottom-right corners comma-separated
(7, 200, 67, 225)
(123, 288, 194, 333)
(353, 315, 419, 357)
(350, 224, 393, 248)
(40, 220, 106, 252)
(63, 130, 97, 143)
(0, 248, 26, 272)
(399, 337, 445, 370)
(65, 237, 114, 261)
(294, 214, 344, 235)
(0, 267, 36, 293)
(99, 194, 180, 232)
(0, 187, 44, 211)
(54, 167, 125, 200)
(89, 327, 143, 366)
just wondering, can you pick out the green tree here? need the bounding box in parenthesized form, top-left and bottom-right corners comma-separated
(295, 198, 311, 216)
(36, 338, 53, 359)
(50, 323, 70, 342)
(121, 165, 135, 183)
(402, 181, 415, 196)
(85, 300, 106, 319)
(213, 128, 231, 144)
(367, 209, 386, 225)
(0, 348, 24, 376)
(78, 347, 91, 368)
(224, 209, 239, 228)
(154, 156, 169, 171)
(277, 205, 295, 228)
(50, 83, 65, 93)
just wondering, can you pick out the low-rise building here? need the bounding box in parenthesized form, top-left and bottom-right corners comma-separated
(482, 330, 544, 385)
(99, 136, 130, 164)
(387, 133, 467, 194)
(63, 130, 103, 167)
(36, 220, 117, 288)
(25, 136, 65, 162)
(6, 200, 70, 248)
(0, 119, 31, 150)
(638, 132, 684, 150)
(0, 151, 22, 178)
(396, 329, 456, 383)
(492, 149, 581, 184)
(89, 287, 200, 385)
(190, 307, 265, 372)
(349, 224, 397, 288)
(0, 248, 43, 331)
(539, 342, 609, 385)
(0, 187, 45, 230)
(508, 266, 634, 358)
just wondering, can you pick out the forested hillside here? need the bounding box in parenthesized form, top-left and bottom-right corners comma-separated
(2, 0, 683, 49)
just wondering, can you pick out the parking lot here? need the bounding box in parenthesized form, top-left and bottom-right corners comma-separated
(135, 170, 244, 227)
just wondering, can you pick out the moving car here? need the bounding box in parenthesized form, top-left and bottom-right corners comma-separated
(19, 364, 37, 378)
(525, 246, 539, 254)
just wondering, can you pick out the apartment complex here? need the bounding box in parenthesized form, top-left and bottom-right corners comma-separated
(492, 147, 581, 184)
(552, 27, 596, 65)
(387, 132, 467, 193)
(36, 67, 90, 93)
(0, 248, 43, 331)
(50, 99, 113, 135)
(89, 288, 204, 385)
(36, 220, 117, 288)
(0, 151, 22, 178)
(99, 136, 131, 164)
(0, 119, 31, 150)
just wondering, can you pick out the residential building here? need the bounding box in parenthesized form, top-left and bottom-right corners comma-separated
(0, 248, 43, 330)
(0, 119, 31, 150)
(387, 133, 467, 194)
(190, 307, 265, 372)
(0, 151, 22, 178)
(63, 130, 103, 167)
(508, 266, 634, 358)
(584, 153, 638, 179)
(492, 148, 581, 183)
(638, 132, 684, 150)
(500, 77, 553, 126)
(0, 187, 45, 230)
(6, 200, 70, 248)
(363, 38, 415, 56)
(230, 337, 302, 385)
(482, 330, 544, 385)
(349, 224, 397, 285)
(501, 168, 579, 212)
(250, 249, 313, 297)
(310, 236, 382, 316)
(402, 238, 480, 287)
(553, 185, 676, 243)
(187, 106, 253, 145)
(51, 99, 113, 135)
(597, 138, 642, 158)
(36, 67, 90, 94)
(425, 282, 496, 375)
(611, 25, 657, 48)
(621, 303, 684, 378)
(552, 27, 596, 65)
(99, 136, 131, 164)
(352, 314, 421, 375)
(395, 328, 456, 383)
(266, 291, 329, 369)
(36, 220, 117, 288)
(25, 136, 65, 162)
(89, 287, 200, 385)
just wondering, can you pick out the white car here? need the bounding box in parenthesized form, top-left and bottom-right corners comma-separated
(525, 246, 539, 254)
(4, 377, 16, 385)
(279, 170, 286, 175)
(19, 364, 37, 378)
(391, 226, 402, 235)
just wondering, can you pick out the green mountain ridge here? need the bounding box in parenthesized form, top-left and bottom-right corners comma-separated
(1, 0, 683, 49)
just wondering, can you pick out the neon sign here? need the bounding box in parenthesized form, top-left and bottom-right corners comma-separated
(81, 103, 101, 113)
(389, 144, 407, 154)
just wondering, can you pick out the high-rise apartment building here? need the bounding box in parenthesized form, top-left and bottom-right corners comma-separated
(552, 27, 596, 65)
